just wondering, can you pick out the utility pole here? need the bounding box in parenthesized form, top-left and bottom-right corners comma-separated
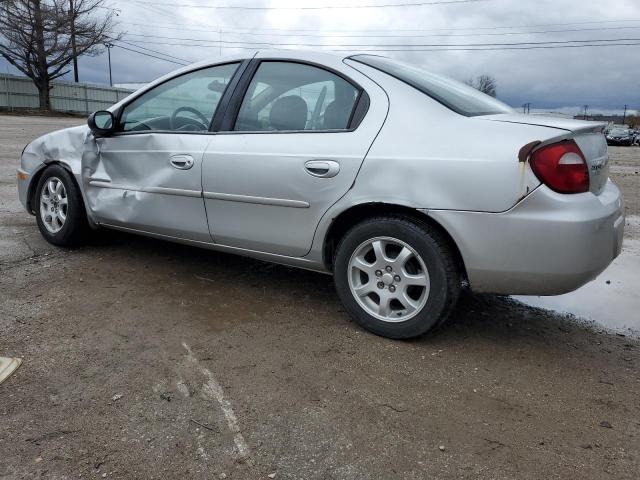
(522, 102, 531, 114)
(69, 0, 79, 82)
(105, 43, 113, 86)
(622, 104, 628, 124)
(582, 105, 589, 120)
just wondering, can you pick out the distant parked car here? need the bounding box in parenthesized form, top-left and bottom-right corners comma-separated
(606, 126, 634, 146)
(17, 51, 624, 339)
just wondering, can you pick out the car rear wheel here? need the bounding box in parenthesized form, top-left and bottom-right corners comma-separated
(35, 165, 89, 247)
(334, 216, 460, 339)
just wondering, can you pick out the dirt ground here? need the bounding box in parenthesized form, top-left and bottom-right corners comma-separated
(1, 114, 639, 479)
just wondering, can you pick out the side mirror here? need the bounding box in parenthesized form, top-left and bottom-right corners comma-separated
(88, 110, 116, 136)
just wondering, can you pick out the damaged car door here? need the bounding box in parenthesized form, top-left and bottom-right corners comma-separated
(84, 62, 240, 242)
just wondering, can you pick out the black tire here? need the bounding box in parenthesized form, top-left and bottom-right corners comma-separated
(34, 164, 89, 247)
(333, 216, 460, 339)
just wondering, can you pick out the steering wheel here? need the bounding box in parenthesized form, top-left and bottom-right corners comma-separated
(170, 106, 209, 131)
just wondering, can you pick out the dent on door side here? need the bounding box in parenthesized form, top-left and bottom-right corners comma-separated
(82, 145, 148, 226)
(81, 134, 210, 240)
(81, 139, 133, 225)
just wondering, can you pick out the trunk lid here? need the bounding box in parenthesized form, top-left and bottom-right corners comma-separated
(480, 113, 609, 195)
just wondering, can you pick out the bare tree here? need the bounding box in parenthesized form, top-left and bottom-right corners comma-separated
(0, 0, 119, 110)
(465, 74, 497, 97)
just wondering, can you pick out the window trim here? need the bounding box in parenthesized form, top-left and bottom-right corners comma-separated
(110, 59, 249, 137)
(218, 58, 370, 135)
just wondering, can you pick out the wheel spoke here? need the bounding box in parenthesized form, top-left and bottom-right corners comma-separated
(41, 195, 51, 206)
(393, 246, 412, 268)
(353, 281, 374, 298)
(59, 196, 68, 206)
(352, 256, 374, 275)
(403, 272, 428, 286)
(58, 209, 66, 223)
(48, 179, 56, 195)
(400, 290, 419, 314)
(54, 180, 63, 195)
(377, 293, 392, 317)
(371, 240, 388, 263)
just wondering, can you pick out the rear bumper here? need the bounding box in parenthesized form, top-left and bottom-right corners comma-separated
(426, 180, 624, 295)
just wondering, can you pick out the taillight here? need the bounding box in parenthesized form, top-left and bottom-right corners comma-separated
(529, 140, 589, 194)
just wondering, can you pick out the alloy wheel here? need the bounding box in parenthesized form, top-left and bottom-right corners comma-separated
(39, 177, 68, 234)
(348, 236, 430, 322)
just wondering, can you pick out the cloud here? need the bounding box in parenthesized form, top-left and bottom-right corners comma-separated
(1, 0, 639, 113)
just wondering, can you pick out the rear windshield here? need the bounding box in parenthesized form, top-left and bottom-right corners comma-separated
(350, 54, 513, 117)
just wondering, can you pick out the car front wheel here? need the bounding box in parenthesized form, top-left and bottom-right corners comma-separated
(333, 216, 461, 339)
(34, 165, 89, 246)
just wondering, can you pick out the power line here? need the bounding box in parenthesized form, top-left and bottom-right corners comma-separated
(116, 38, 193, 63)
(118, 22, 640, 38)
(115, 37, 640, 52)
(119, 18, 640, 34)
(327, 42, 640, 51)
(129, 0, 487, 11)
(112, 43, 188, 65)
(116, 33, 640, 48)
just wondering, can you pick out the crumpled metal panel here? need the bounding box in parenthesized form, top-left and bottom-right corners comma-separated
(21, 125, 91, 175)
(19, 125, 97, 219)
(84, 133, 213, 242)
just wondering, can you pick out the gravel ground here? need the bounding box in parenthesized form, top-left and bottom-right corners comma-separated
(1, 114, 639, 479)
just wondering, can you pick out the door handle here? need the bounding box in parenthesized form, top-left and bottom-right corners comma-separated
(304, 160, 340, 178)
(170, 154, 194, 170)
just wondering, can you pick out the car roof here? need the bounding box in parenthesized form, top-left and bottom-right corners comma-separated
(194, 49, 351, 67)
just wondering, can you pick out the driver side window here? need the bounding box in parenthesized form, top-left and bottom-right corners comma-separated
(120, 62, 239, 133)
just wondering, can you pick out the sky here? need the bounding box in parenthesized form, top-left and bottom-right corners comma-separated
(2, 0, 639, 115)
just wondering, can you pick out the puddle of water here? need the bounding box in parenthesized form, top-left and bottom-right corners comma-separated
(514, 233, 640, 337)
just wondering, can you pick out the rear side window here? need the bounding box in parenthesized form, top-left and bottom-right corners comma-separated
(234, 61, 360, 132)
(351, 55, 513, 117)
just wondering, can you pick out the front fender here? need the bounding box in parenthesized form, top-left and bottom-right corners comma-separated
(19, 125, 100, 227)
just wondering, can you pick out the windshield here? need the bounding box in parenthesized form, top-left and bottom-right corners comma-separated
(350, 55, 513, 117)
(610, 128, 629, 134)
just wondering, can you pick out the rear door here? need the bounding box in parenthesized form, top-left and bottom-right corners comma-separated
(202, 57, 388, 257)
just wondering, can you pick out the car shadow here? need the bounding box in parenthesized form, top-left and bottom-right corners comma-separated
(86, 229, 623, 351)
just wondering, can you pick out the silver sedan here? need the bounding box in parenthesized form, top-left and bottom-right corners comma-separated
(17, 51, 624, 339)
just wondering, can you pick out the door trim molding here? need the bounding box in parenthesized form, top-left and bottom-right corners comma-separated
(202, 191, 310, 208)
(89, 180, 202, 198)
